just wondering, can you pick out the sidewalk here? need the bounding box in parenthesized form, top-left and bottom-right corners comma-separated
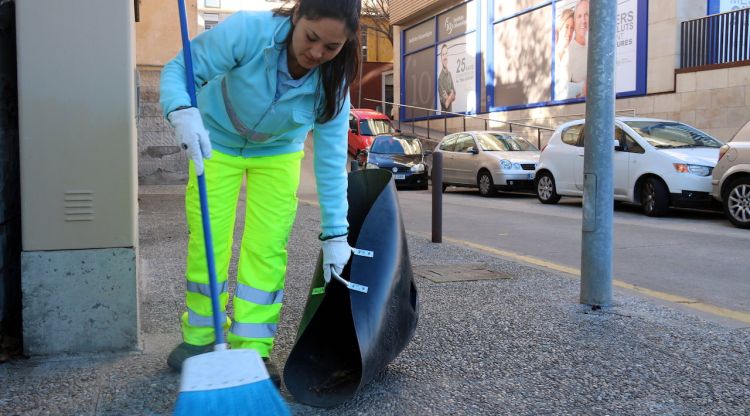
(1, 184, 748, 415)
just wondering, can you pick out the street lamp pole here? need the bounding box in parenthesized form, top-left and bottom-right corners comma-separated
(580, 0, 616, 307)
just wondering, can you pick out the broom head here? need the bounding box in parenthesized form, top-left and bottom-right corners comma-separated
(174, 348, 289, 416)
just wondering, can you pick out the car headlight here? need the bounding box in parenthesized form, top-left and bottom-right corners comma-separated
(500, 159, 512, 170)
(365, 162, 379, 169)
(512, 163, 521, 170)
(410, 163, 425, 173)
(673, 163, 712, 176)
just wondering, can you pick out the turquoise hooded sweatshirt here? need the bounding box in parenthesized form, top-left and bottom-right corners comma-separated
(160, 10, 349, 237)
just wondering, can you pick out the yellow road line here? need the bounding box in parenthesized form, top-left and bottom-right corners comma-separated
(413, 232, 750, 325)
(299, 199, 750, 324)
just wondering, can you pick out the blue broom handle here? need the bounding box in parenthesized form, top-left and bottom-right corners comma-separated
(177, 0, 225, 346)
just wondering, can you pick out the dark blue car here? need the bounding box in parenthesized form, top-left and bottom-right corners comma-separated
(364, 134, 431, 190)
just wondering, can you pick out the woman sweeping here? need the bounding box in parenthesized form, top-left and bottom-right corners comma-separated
(159, 0, 361, 386)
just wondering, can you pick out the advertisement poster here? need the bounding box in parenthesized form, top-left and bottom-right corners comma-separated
(436, 35, 477, 114)
(403, 20, 436, 119)
(720, 0, 750, 11)
(553, 0, 638, 100)
(404, 48, 435, 119)
(493, 6, 552, 108)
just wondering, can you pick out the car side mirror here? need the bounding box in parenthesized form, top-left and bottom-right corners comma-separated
(467, 147, 478, 154)
(614, 139, 624, 152)
(424, 150, 433, 157)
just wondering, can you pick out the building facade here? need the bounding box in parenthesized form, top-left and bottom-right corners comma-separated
(390, 0, 750, 144)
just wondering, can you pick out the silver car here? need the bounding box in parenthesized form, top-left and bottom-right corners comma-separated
(712, 120, 750, 228)
(434, 131, 540, 197)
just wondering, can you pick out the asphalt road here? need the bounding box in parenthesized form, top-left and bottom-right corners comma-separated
(393, 186, 750, 324)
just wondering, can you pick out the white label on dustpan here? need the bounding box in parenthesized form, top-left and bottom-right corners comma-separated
(346, 281, 369, 293)
(179, 348, 270, 392)
(352, 248, 374, 258)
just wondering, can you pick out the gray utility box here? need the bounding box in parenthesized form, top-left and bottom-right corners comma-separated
(16, 0, 139, 355)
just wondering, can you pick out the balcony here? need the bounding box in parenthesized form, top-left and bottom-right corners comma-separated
(681, 7, 750, 69)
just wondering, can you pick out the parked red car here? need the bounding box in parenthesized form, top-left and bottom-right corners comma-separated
(348, 108, 396, 156)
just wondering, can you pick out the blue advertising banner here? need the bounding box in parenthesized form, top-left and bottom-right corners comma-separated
(708, 0, 750, 14)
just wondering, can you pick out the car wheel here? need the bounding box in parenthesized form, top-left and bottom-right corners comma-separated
(535, 172, 560, 204)
(641, 177, 669, 217)
(723, 176, 750, 229)
(477, 170, 497, 197)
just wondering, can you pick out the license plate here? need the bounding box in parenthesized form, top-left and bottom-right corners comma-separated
(394, 174, 405, 180)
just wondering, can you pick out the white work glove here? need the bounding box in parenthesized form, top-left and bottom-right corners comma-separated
(321, 235, 352, 284)
(168, 107, 212, 175)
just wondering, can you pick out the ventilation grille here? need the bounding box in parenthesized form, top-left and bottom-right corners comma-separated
(64, 190, 94, 222)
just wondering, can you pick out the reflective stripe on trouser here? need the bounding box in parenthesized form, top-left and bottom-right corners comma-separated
(182, 149, 302, 357)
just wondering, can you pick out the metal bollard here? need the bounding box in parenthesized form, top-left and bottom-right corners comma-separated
(431, 151, 443, 243)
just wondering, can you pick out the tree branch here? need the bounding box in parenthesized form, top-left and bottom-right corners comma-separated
(361, 0, 392, 45)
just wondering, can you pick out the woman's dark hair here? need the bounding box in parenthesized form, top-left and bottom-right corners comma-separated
(275, 0, 361, 123)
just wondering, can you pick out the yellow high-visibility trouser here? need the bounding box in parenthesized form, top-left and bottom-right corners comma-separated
(182, 149, 303, 357)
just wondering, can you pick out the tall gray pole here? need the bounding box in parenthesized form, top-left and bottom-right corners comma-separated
(357, 51, 365, 108)
(580, 0, 616, 306)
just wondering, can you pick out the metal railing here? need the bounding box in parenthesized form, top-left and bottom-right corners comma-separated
(364, 98, 555, 149)
(681, 7, 750, 68)
(365, 99, 637, 150)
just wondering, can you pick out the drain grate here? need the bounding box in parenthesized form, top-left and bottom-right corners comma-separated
(413, 264, 512, 283)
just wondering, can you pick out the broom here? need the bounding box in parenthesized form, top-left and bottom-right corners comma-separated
(172, 1, 289, 414)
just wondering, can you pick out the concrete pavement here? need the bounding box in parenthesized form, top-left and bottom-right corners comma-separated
(1, 183, 748, 415)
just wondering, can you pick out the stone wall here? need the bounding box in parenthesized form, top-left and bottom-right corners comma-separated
(137, 67, 188, 185)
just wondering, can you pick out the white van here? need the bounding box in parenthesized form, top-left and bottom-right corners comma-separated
(534, 117, 723, 216)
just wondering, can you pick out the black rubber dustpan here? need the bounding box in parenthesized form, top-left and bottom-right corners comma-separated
(283, 169, 419, 408)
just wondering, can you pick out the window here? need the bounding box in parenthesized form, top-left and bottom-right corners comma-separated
(205, 0, 220, 8)
(625, 121, 723, 149)
(625, 135, 645, 154)
(616, 127, 645, 154)
(359, 119, 394, 136)
(476, 133, 538, 151)
(371, 136, 421, 155)
(561, 124, 583, 146)
(203, 13, 219, 31)
(397, 137, 424, 155)
(439, 136, 457, 152)
(454, 135, 476, 153)
(361, 30, 368, 62)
